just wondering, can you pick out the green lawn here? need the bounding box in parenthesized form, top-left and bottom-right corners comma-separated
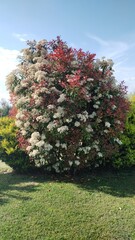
(1, 161, 135, 239)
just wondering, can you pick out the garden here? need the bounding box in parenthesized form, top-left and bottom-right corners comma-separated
(0, 37, 135, 239)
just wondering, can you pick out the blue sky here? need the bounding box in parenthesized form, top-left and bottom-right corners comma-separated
(0, 0, 135, 100)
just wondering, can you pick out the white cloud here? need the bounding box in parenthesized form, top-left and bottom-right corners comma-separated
(86, 33, 135, 93)
(86, 33, 129, 60)
(0, 47, 19, 100)
(12, 33, 28, 42)
(114, 66, 135, 93)
(13, 33, 36, 42)
(87, 34, 108, 47)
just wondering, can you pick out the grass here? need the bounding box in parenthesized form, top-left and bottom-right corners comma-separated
(1, 161, 135, 239)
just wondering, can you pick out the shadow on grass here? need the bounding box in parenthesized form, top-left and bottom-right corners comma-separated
(1, 167, 135, 206)
(78, 169, 135, 198)
(47, 168, 135, 198)
(0, 171, 40, 206)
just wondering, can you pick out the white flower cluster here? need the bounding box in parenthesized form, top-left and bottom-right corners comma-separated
(57, 126, 69, 134)
(93, 101, 100, 109)
(114, 138, 122, 145)
(53, 107, 65, 119)
(68, 160, 80, 166)
(85, 125, 93, 133)
(47, 104, 55, 110)
(35, 70, 46, 82)
(29, 149, 39, 157)
(98, 152, 103, 158)
(105, 122, 111, 128)
(112, 105, 117, 110)
(115, 120, 121, 124)
(47, 121, 57, 131)
(74, 121, 80, 127)
(78, 146, 91, 154)
(15, 120, 23, 128)
(29, 131, 40, 145)
(36, 115, 50, 123)
(89, 112, 96, 119)
(94, 58, 114, 69)
(77, 111, 89, 122)
(17, 96, 30, 107)
(27, 132, 53, 158)
(57, 93, 66, 103)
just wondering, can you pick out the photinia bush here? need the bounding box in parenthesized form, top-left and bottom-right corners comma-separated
(6, 37, 129, 173)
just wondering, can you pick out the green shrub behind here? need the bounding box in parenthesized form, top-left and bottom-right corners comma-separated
(113, 100, 135, 168)
(0, 117, 34, 172)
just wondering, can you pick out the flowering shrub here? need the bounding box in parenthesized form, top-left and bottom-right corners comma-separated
(6, 37, 129, 173)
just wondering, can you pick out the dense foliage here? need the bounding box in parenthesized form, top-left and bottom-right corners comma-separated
(6, 37, 129, 173)
(0, 117, 33, 172)
(113, 98, 135, 168)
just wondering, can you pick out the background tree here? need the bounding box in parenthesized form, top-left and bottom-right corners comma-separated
(0, 98, 11, 117)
